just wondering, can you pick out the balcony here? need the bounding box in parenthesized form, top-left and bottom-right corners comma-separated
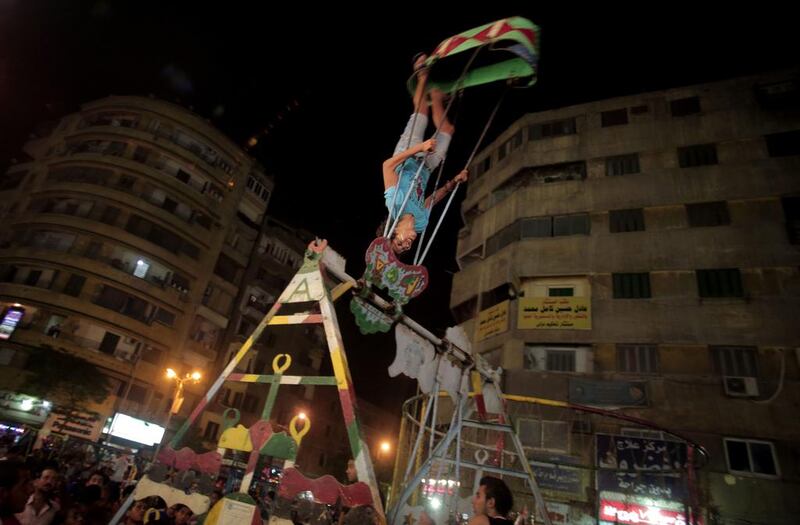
(9, 326, 138, 371)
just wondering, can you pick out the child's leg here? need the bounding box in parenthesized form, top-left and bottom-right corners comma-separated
(393, 54, 431, 156)
(425, 88, 455, 170)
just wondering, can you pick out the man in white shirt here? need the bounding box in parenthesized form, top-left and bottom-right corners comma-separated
(15, 468, 59, 525)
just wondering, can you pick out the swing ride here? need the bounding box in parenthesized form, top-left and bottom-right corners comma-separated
(109, 16, 708, 525)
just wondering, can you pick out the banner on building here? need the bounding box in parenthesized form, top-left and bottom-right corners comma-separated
(531, 461, 588, 501)
(0, 391, 51, 426)
(41, 406, 106, 441)
(596, 434, 688, 472)
(569, 379, 647, 407)
(597, 471, 687, 501)
(518, 297, 591, 330)
(477, 300, 509, 341)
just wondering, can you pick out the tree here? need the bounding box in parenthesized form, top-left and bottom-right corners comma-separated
(23, 347, 112, 437)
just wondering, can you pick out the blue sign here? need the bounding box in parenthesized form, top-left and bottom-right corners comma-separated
(531, 461, 584, 497)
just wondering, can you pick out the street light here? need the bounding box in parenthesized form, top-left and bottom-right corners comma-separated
(152, 368, 202, 464)
(298, 411, 307, 420)
(380, 441, 391, 454)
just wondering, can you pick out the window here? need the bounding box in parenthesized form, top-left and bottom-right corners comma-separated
(711, 346, 757, 377)
(63, 274, 86, 297)
(782, 197, 800, 244)
(546, 350, 576, 372)
(486, 221, 521, 255)
(500, 130, 523, 161)
(617, 344, 658, 373)
(613, 273, 651, 299)
(474, 156, 492, 179)
(486, 213, 589, 256)
(176, 170, 191, 184)
(724, 438, 778, 477)
(480, 283, 513, 310)
(755, 79, 799, 110)
(601, 108, 628, 127)
(670, 96, 701, 116)
(141, 346, 162, 365)
(518, 419, 569, 451)
(498, 141, 509, 161)
(216, 388, 231, 406)
(133, 260, 149, 278)
(522, 217, 553, 238)
(214, 253, 240, 283)
(154, 308, 176, 327)
(161, 197, 178, 214)
(243, 395, 258, 413)
(24, 270, 42, 286)
(133, 146, 149, 163)
(127, 383, 147, 404)
(232, 392, 243, 408)
(100, 206, 121, 225)
(687, 201, 730, 227)
(553, 213, 590, 236)
(181, 240, 200, 260)
(451, 296, 478, 324)
(765, 130, 800, 157)
(30, 231, 76, 252)
(203, 421, 220, 441)
(524, 345, 591, 373)
(84, 241, 102, 259)
(94, 285, 154, 323)
(606, 153, 640, 176)
(609, 208, 645, 232)
(529, 118, 576, 140)
(696, 269, 743, 298)
(678, 144, 718, 168)
(99, 332, 120, 355)
(548, 287, 574, 297)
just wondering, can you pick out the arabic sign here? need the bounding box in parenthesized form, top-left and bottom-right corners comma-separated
(597, 471, 687, 501)
(518, 297, 591, 330)
(599, 500, 691, 525)
(569, 379, 647, 406)
(43, 407, 106, 441)
(477, 300, 509, 341)
(596, 434, 688, 472)
(531, 462, 588, 501)
(0, 391, 51, 425)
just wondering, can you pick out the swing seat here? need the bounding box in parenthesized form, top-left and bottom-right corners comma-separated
(362, 237, 429, 304)
(351, 237, 427, 334)
(408, 16, 540, 95)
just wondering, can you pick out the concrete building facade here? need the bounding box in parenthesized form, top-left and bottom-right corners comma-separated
(450, 70, 800, 525)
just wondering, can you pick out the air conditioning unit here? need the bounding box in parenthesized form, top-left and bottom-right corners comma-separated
(723, 376, 759, 397)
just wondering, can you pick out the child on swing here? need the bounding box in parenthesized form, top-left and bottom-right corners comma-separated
(382, 53, 469, 255)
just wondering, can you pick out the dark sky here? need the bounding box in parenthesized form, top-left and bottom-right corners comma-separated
(1, 2, 797, 409)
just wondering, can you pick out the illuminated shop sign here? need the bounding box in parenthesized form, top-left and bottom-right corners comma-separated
(599, 500, 691, 525)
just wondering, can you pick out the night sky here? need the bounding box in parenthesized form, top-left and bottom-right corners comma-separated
(1, 3, 797, 409)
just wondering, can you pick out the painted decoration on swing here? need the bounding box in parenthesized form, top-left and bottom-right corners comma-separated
(278, 468, 375, 507)
(350, 296, 395, 334)
(362, 237, 429, 304)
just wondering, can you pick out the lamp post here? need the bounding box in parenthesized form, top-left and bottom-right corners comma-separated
(152, 368, 201, 463)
